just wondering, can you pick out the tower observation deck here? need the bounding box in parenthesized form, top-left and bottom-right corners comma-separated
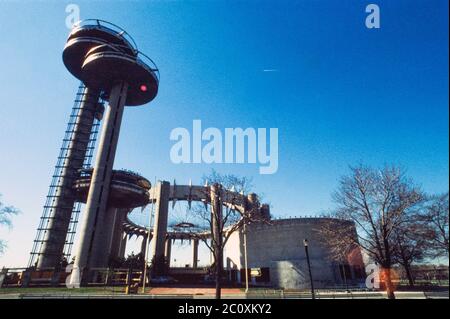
(29, 20, 159, 278)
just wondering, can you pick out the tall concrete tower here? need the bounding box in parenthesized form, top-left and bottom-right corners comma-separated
(29, 20, 159, 274)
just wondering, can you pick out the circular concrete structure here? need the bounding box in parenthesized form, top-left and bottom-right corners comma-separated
(122, 183, 270, 239)
(82, 45, 159, 105)
(73, 168, 151, 208)
(63, 20, 137, 83)
(224, 218, 366, 290)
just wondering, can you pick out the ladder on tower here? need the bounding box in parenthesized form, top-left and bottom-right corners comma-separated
(28, 83, 102, 268)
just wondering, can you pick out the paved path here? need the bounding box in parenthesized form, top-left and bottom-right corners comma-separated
(148, 287, 242, 296)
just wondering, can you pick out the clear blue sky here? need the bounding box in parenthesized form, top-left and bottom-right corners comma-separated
(0, 0, 448, 267)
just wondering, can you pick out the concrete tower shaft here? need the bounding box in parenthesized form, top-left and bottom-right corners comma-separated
(36, 87, 101, 269)
(73, 81, 128, 270)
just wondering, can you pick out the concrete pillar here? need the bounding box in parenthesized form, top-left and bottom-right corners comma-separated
(164, 238, 172, 268)
(88, 206, 119, 268)
(150, 181, 170, 276)
(247, 193, 258, 206)
(226, 258, 231, 272)
(350, 264, 356, 282)
(0, 268, 7, 288)
(118, 233, 127, 259)
(38, 87, 100, 269)
(260, 204, 271, 220)
(140, 234, 149, 258)
(109, 209, 128, 260)
(246, 193, 258, 214)
(71, 81, 128, 284)
(192, 239, 199, 269)
(209, 239, 214, 265)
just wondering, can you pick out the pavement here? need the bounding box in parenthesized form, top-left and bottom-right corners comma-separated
(0, 287, 448, 299)
(148, 287, 242, 296)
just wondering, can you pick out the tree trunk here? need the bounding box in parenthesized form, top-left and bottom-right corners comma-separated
(211, 183, 223, 300)
(215, 249, 222, 299)
(384, 268, 396, 299)
(398, 239, 415, 287)
(215, 277, 221, 299)
(383, 240, 396, 299)
(216, 265, 222, 299)
(403, 263, 415, 287)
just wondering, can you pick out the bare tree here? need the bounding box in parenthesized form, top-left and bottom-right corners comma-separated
(203, 170, 254, 195)
(172, 170, 268, 299)
(0, 194, 19, 255)
(421, 192, 449, 258)
(391, 214, 428, 287)
(328, 164, 424, 299)
(314, 218, 364, 289)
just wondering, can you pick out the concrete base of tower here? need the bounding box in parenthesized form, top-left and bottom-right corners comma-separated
(150, 181, 170, 277)
(87, 207, 122, 269)
(109, 209, 129, 261)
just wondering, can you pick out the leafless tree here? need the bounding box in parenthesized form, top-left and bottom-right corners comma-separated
(172, 170, 269, 299)
(0, 194, 19, 255)
(325, 164, 424, 299)
(314, 218, 364, 289)
(391, 214, 428, 287)
(202, 170, 254, 195)
(421, 192, 449, 259)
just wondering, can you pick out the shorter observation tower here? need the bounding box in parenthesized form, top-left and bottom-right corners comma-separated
(73, 169, 151, 268)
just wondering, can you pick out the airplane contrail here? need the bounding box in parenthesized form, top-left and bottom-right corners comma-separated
(263, 69, 279, 72)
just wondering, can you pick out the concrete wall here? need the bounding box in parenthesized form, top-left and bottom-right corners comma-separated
(224, 218, 365, 289)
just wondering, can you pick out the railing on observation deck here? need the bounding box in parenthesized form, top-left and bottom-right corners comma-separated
(71, 19, 138, 52)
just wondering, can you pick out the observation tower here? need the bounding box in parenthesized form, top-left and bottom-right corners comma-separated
(29, 20, 159, 278)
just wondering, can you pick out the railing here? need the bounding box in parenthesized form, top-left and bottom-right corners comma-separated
(0, 267, 144, 288)
(71, 19, 138, 52)
(84, 46, 160, 84)
(136, 51, 160, 82)
(85, 41, 137, 56)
